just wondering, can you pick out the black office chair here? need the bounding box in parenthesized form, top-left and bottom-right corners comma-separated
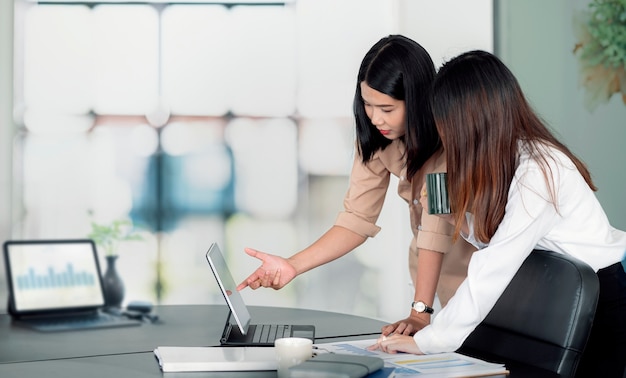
(459, 249, 599, 378)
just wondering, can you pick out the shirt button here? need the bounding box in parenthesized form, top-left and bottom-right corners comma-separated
(413, 199, 419, 205)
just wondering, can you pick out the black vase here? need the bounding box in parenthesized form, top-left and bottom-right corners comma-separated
(102, 255, 125, 308)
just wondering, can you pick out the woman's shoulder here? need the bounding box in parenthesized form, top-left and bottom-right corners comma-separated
(514, 141, 580, 193)
(417, 148, 446, 174)
(518, 141, 576, 170)
(353, 140, 405, 176)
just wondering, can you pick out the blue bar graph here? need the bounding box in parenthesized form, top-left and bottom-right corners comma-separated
(16, 263, 96, 290)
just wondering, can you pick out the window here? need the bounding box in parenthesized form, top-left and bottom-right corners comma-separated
(11, 0, 493, 321)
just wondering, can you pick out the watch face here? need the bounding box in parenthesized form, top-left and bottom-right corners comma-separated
(412, 301, 433, 314)
(414, 301, 426, 312)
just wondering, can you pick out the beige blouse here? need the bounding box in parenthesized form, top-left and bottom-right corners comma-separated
(334, 139, 474, 306)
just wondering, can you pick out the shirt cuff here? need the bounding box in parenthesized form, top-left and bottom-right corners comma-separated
(416, 230, 453, 253)
(413, 325, 446, 354)
(334, 212, 381, 238)
(416, 214, 455, 253)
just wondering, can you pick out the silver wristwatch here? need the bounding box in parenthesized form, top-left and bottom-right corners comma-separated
(411, 300, 434, 314)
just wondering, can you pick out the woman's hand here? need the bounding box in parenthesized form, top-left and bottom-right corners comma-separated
(236, 248, 297, 290)
(381, 314, 430, 336)
(367, 333, 424, 355)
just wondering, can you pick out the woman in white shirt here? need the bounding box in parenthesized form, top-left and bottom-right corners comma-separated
(371, 50, 626, 377)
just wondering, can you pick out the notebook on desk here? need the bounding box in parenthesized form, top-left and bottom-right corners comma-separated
(205, 242, 315, 346)
(3, 239, 141, 332)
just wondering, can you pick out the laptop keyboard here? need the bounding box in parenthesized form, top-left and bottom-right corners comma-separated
(18, 312, 142, 332)
(252, 324, 292, 344)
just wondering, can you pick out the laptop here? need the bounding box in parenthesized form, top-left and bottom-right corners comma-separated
(205, 242, 315, 346)
(3, 239, 142, 331)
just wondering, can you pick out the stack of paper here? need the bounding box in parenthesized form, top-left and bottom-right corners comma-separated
(153, 346, 278, 372)
(154, 340, 508, 376)
(313, 339, 508, 378)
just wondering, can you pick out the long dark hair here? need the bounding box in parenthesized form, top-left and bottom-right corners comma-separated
(430, 50, 596, 243)
(354, 35, 440, 178)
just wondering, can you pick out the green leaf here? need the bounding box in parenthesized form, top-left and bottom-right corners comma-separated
(87, 219, 144, 256)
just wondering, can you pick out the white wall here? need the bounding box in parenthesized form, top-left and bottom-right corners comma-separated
(397, 0, 493, 68)
(0, 0, 15, 302)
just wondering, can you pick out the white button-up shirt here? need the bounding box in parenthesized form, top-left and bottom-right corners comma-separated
(415, 143, 626, 353)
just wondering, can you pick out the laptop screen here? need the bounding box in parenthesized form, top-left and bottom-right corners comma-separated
(205, 243, 252, 334)
(3, 239, 106, 316)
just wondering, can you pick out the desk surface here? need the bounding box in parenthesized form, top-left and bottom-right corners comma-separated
(0, 304, 385, 364)
(0, 304, 558, 378)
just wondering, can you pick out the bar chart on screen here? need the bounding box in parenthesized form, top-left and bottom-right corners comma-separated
(16, 264, 97, 289)
(4, 240, 105, 311)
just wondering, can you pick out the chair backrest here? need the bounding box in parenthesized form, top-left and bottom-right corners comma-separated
(459, 249, 599, 378)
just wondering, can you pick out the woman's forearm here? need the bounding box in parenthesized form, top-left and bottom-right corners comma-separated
(288, 226, 367, 275)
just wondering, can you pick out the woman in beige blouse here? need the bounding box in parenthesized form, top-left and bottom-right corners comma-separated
(236, 35, 475, 335)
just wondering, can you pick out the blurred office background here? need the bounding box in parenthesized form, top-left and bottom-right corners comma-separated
(0, 0, 624, 323)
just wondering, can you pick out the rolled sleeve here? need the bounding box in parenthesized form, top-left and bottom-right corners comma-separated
(333, 145, 396, 238)
(411, 149, 457, 254)
(416, 214, 455, 253)
(335, 212, 381, 238)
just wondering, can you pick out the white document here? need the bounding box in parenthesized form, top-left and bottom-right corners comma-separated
(314, 339, 508, 378)
(153, 346, 278, 372)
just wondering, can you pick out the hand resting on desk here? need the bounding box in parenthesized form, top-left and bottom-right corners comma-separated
(367, 333, 424, 355)
(380, 314, 429, 336)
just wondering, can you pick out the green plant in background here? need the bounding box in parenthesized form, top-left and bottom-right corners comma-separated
(88, 219, 143, 257)
(573, 0, 626, 111)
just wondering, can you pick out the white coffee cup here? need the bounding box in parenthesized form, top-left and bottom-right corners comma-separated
(274, 337, 313, 378)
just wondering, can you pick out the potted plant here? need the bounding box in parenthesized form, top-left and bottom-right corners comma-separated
(573, 0, 626, 112)
(88, 219, 143, 308)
